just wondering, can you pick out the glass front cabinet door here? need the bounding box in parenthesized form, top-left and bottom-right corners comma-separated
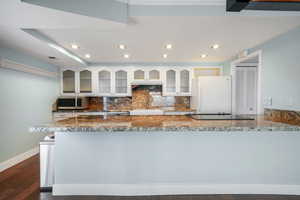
(114, 70, 131, 96)
(134, 70, 145, 80)
(164, 69, 177, 96)
(163, 68, 192, 96)
(62, 70, 76, 95)
(149, 70, 160, 80)
(79, 70, 92, 95)
(98, 70, 112, 95)
(179, 69, 191, 95)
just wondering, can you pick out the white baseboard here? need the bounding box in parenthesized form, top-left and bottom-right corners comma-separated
(53, 184, 300, 196)
(0, 147, 39, 173)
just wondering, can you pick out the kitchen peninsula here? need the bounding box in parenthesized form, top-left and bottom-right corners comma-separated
(31, 115, 300, 196)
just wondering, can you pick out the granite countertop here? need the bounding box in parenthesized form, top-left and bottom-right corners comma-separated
(53, 109, 196, 115)
(30, 115, 300, 133)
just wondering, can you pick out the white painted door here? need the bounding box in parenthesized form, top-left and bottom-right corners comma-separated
(236, 67, 257, 115)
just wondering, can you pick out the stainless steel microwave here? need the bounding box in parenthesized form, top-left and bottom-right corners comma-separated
(57, 97, 88, 110)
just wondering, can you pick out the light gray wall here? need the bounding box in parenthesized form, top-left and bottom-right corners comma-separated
(0, 46, 59, 163)
(222, 61, 231, 76)
(224, 26, 300, 111)
(250, 26, 300, 111)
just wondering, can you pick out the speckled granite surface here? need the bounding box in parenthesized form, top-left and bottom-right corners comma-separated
(30, 115, 300, 133)
(265, 108, 300, 126)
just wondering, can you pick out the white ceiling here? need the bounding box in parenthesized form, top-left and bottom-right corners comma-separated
(0, 0, 125, 67)
(1, 0, 300, 67)
(40, 16, 300, 65)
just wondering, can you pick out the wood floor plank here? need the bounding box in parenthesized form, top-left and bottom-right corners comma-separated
(1, 155, 300, 200)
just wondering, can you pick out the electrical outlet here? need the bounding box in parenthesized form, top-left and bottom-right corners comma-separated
(263, 97, 272, 106)
(268, 97, 273, 106)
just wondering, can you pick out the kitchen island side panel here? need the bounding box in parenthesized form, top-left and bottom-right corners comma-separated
(54, 132, 300, 195)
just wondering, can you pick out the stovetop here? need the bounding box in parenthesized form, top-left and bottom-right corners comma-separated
(189, 114, 255, 120)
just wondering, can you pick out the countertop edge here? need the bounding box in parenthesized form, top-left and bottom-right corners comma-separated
(29, 126, 300, 133)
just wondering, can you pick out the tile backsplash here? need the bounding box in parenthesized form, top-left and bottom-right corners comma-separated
(87, 85, 190, 111)
(264, 108, 300, 126)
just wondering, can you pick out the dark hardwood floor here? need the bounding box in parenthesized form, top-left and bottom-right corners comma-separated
(1, 155, 300, 200)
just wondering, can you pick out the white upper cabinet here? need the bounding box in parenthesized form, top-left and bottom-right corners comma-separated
(98, 70, 112, 95)
(114, 70, 131, 96)
(178, 69, 192, 96)
(149, 70, 160, 80)
(132, 68, 162, 85)
(134, 70, 145, 80)
(163, 68, 192, 96)
(62, 70, 76, 95)
(79, 70, 92, 94)
(165, 69, 177, 95)
(60, 66, 198, 97)
(95, 68, 131, 96)
(180, 69, 191, 94)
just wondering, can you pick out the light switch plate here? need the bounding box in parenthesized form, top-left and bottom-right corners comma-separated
(263, 97, 272, 106)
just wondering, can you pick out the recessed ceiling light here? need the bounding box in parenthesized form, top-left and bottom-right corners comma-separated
(163, 54, 168, 58)
(211, 44, 220, 49)
(166, 44, 172, 50)
(85, 54, 91, 59)
(71, 44, 79, 49)
(119, 44, 126, 50)
(124, 54, 130, 59)
(201, 54, 207, 58)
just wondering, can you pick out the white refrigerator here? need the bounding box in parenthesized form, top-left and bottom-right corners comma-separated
(191, 76, 232, 114)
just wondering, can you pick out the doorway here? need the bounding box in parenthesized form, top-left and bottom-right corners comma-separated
(231, 50, 262, 115)
(235, 66, 257, 115)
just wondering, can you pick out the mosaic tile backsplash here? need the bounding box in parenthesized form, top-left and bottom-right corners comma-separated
(87, 85, 190, 111)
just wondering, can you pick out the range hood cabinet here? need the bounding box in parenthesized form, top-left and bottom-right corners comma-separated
(131, 80, 162, 85)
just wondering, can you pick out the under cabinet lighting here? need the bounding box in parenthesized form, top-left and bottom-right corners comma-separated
(71, 44, 79, 49)
(166, 44, 172, 50)
(119, 44, 126, 50)
(211, 44, 220, 49)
